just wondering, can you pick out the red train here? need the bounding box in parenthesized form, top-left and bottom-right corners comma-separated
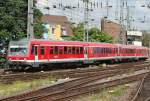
(7, 39, 149, 69)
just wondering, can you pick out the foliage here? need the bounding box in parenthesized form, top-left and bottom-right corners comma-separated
(71, 23, 113, 43)
(0, 0, 44, 67)
(0, 0, 44, 47)
(71, 23, 84, 41)
(0, 77, 56, 97)
(142, 31, 150, 47)
(75, 85, 126, 101)
(34, 7, 44, 38)
(89, 27, 113, 43)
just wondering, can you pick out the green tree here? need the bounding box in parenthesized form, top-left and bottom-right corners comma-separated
(142, 31, 150, 47)
(71, 23, 113, 43)
(0, 0, 44, 67)
(71, 23, 84, 41)
(0, 0, 44, 47)
(89, 27, 113, 43)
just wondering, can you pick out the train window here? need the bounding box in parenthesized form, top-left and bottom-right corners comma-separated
(95, 48, 97, 54)
(80, 47, 83, 54)
(64, 47, 67, 54)
(31, 45, 34, 55)
(107, 48, 109, 53)
(54, 46, 58, 54)
(105, 48, 107, 53)
(113, 48, 115, 53)
(68, 47, 72, 54)
(116, 48, 118, 53)
(104, 48, 105, 53)
(76, 47, 80, 54)
(50, 46, 53, 54)
(98, 48, 100, 54)
(108, 48, 110, 53)
(72, 47, 75, 54)
(119, 48, 122, 53)
(40, 46, 45, 55)
(109, 48, 111, 53)
(59, 47, 63, 54)
(94, 48, 96, 54)
(84, 47, 87, 54)
(31, 45, 38, 55)
(102, 48, 104, 53)
(35, 46, 38, 55)
(102, 48, 104, 54)
(97, 48, 99, 54)
(104, 48, 106, 54)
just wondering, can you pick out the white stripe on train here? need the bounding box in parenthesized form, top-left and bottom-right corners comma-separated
(10, 56, 148, 63)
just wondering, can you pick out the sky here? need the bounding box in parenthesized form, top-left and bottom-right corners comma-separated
(36, 0, 150, 31)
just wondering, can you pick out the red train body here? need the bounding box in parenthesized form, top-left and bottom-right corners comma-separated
(7, 39, 149, 69)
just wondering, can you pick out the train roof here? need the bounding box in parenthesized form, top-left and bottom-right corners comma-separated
(9, 39, 29, 47)
(9, 38, 148, 49)
(30, 39, 117, 47)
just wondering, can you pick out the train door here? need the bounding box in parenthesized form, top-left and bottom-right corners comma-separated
(84, 47, 88, 60)
(34, 45, 39, 62)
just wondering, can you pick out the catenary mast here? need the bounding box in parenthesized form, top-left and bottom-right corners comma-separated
(27, 0, 34, 39)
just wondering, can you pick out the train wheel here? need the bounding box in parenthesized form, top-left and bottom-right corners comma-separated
(111, 60, 114, 64)
(24, 66, 32, 71)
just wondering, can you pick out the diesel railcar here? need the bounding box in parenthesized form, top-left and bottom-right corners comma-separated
(7, 39, 149, 69)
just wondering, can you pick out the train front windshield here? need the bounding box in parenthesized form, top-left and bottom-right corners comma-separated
(9, 47, 27, 56)
(8, 40, 29, 56)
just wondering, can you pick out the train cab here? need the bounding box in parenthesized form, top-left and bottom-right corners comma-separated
(7, 39, 30, 69)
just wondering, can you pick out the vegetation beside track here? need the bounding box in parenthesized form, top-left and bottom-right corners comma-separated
(0, 76, 56, 98)
(74, 85, 126, 101)
(74, 82, 139, 101)
(0, 62, 149, 101)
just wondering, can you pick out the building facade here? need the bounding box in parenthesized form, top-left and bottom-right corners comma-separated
(41, 15, 73, 40)
(101, 19, 126, 44)
(127, 31, 143, 46)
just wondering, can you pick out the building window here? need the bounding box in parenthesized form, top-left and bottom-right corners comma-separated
(52, 27, 55, 34)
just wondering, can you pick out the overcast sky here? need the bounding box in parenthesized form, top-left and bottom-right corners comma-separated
(37, 0, 150, 31)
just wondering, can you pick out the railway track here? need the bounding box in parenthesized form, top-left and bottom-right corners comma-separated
(131, 72, 150, 101)
(0, 69, 4, 75)
(0, 61, 149, 84)
(0, 62, 150, 101)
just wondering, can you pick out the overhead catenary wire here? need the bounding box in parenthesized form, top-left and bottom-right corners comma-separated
(36, 0, 150, 31)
